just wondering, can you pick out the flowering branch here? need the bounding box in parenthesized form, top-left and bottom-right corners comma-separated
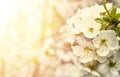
(103, 0, 111, 18)
(65, 0, 120, 76)
(95, 0, 120, 36)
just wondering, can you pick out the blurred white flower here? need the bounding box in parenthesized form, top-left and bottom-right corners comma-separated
(97, 55, 120, 77)
(75, 60, 100, 77)
(66, 12, 83, 34)
(79, 18, 101, 38)
(93, 30, 118, 56)
(56, 49, 77, 62)
(66, 9, 82, 25)
(65, 24, 82, 34)
(55, 63, 85, 77)
(66, 3, 112, 35)
(78, 3, 112, 19)
(72, 37, 96, 63)
(66, 3, 108, 24)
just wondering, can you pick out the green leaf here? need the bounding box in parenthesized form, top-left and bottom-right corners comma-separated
(117, 23, 120, 27)
(115, 25, 120, 36)
(116, 13, 120, 22)
(95, 17, 109, 30)
(110, 6, 117, 17)
(95, 4, 120, 31)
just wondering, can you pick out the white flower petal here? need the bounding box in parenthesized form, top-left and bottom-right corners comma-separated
(97, 46, 110, 56)
(79, 55, 93, 63)
(91, 71, 100, 76)
(93, 30, 119, 56)
(94, 53, 107, 63)
(72, 46, 83, 56)
(72, 36, 96, 63)
(80, 18, 101, 38)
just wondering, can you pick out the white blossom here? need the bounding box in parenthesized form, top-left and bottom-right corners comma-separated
(72, 37, 96, 63)
(97, 54, 120, 77)
(78, 3, 112, 19)
(66, 11, 82, 25)
(78, 18, 101, 38)
(93, 30, 118, 56)
(65, 24, 82, 34)
(55, 63, 84, 77)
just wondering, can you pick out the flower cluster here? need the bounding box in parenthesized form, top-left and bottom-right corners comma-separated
(65, 2, 120, 77)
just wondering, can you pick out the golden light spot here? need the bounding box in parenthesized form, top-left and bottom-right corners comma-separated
(32, 58, 39, 64)
(44, 49, 55, 57)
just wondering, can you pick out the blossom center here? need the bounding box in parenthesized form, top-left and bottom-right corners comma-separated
(84, 46, 92, 52)
(89, 28, 94, 33)
(100, 39, 107, 46)
(107, 58, 116, 67)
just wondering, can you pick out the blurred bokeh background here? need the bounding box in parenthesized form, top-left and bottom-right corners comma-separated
(0, 0, 113, 77)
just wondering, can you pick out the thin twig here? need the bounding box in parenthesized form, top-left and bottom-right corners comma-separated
(102, 0, 111, 17)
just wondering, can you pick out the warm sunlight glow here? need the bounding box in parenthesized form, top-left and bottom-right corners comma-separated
(0, 0, 98, 77)
(0, 0, 45, 76)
